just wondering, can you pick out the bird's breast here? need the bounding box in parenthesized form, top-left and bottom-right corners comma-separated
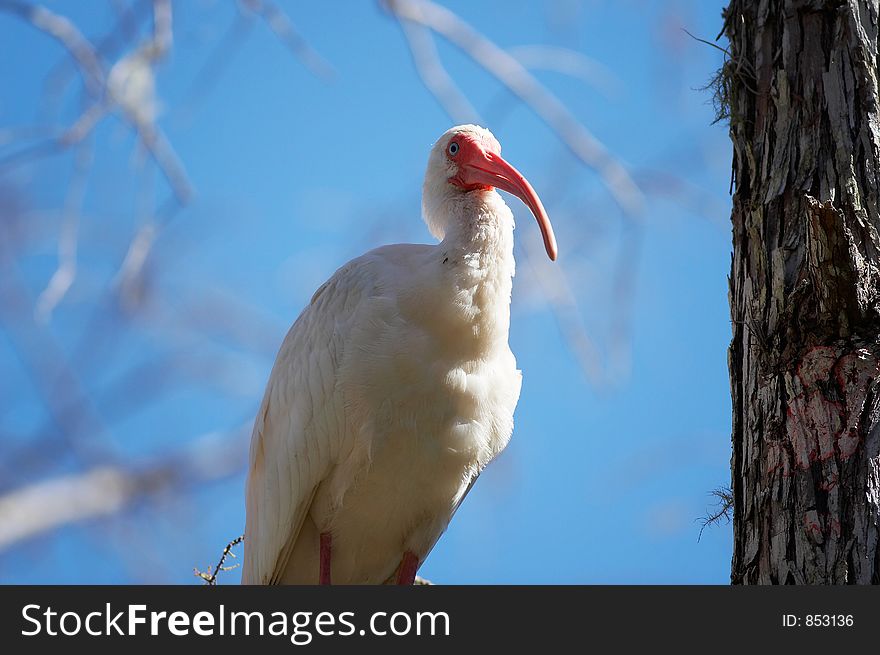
(323, 347, 521, 578)
(348, 338, 521, 461)
(336, 290, 522, 502)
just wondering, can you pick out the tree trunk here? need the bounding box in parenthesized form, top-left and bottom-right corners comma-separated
(725, 0, 880, 584)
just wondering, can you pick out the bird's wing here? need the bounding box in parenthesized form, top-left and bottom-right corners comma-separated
(242, 257, 381, 585)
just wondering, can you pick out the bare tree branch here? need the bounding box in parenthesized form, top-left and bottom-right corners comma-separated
(40, 0, 150, 115)
(0, 249, 116, 470)
(518, 236, 604, 386)
(395, 19, 481, 124)
(1, 1, 193, 205)
(0, 423, 250, 550)
(34, 138, 93, 322)
(239, 0, 335, 79)
(0, 0, 106, 96)
(507, 45, 621, 97)
(195, 535, 244, 585)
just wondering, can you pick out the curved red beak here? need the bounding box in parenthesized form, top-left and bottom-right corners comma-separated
(454, 150, 558, 261)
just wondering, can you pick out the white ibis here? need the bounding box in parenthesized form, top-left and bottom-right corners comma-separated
(242, 125, 557, 585)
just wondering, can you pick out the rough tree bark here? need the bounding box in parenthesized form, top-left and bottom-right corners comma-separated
(725, 0, 880, 584)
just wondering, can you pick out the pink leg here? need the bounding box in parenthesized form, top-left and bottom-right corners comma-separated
(396, 551, 419, 585)
(319, 532, 332, 585)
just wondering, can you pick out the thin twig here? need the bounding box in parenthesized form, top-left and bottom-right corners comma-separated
(697, 486, 734, 542)
(195, 535, 244, 585)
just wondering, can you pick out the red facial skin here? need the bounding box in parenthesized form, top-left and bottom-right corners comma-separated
(446, 134, 558, 261)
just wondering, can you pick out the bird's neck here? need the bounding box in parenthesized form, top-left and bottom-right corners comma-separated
(439, 189, 515, 274)
(433, 190, 516, 348)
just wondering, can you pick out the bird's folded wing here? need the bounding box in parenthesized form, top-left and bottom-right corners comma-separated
(242, 258, 378, 584)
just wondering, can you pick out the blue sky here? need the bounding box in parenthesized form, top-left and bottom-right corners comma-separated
(0, 1, 733, 583)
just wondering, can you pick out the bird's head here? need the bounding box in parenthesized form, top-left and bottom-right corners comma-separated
(422, 125, 557, 261)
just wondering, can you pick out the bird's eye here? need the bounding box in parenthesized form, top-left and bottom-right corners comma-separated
(448, 142, 460, 156)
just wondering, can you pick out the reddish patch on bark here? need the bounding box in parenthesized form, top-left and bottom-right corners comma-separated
(818, 473, 838, 491)
(828, 517, 842, 539)
(833, 349, 878, 391)
(787, 392, 843, 469)
(784, 348, 877, 471)
(800, 512, 841, 541)
(832, 350, 878, 461)
(803, 510, 824, 543)
(765, 442, 791, 477)
(838, 427, 861, 459)
(796, 346, 838, 387)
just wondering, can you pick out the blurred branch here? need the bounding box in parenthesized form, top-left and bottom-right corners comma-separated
(507, 45, 621, 97)
(633, 167, 730, 226)
(0, 2, 192, 210)
(0, 0, 106, 96)
(0, 249, 116, 469)
(40, 0, 150, 114)
(383, 0, 644, 217)
(519, 236, 604, 386)
(239, 0, 335, 79)
(150, 0, 171, 59)
(176, 6, 256, 120)
(34, 138, 93, 323)
(0, 103, 107, 171)
(177, 0, 332, 123)
(0, 124, 56, 146)
(0, 101, 107, 172)
(2, 346, 266, 485)
(396, 19, 481, 124)
(0, 467, 131, 550)
(106, 4, 193, 206)
(0, 423, 250, 551)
